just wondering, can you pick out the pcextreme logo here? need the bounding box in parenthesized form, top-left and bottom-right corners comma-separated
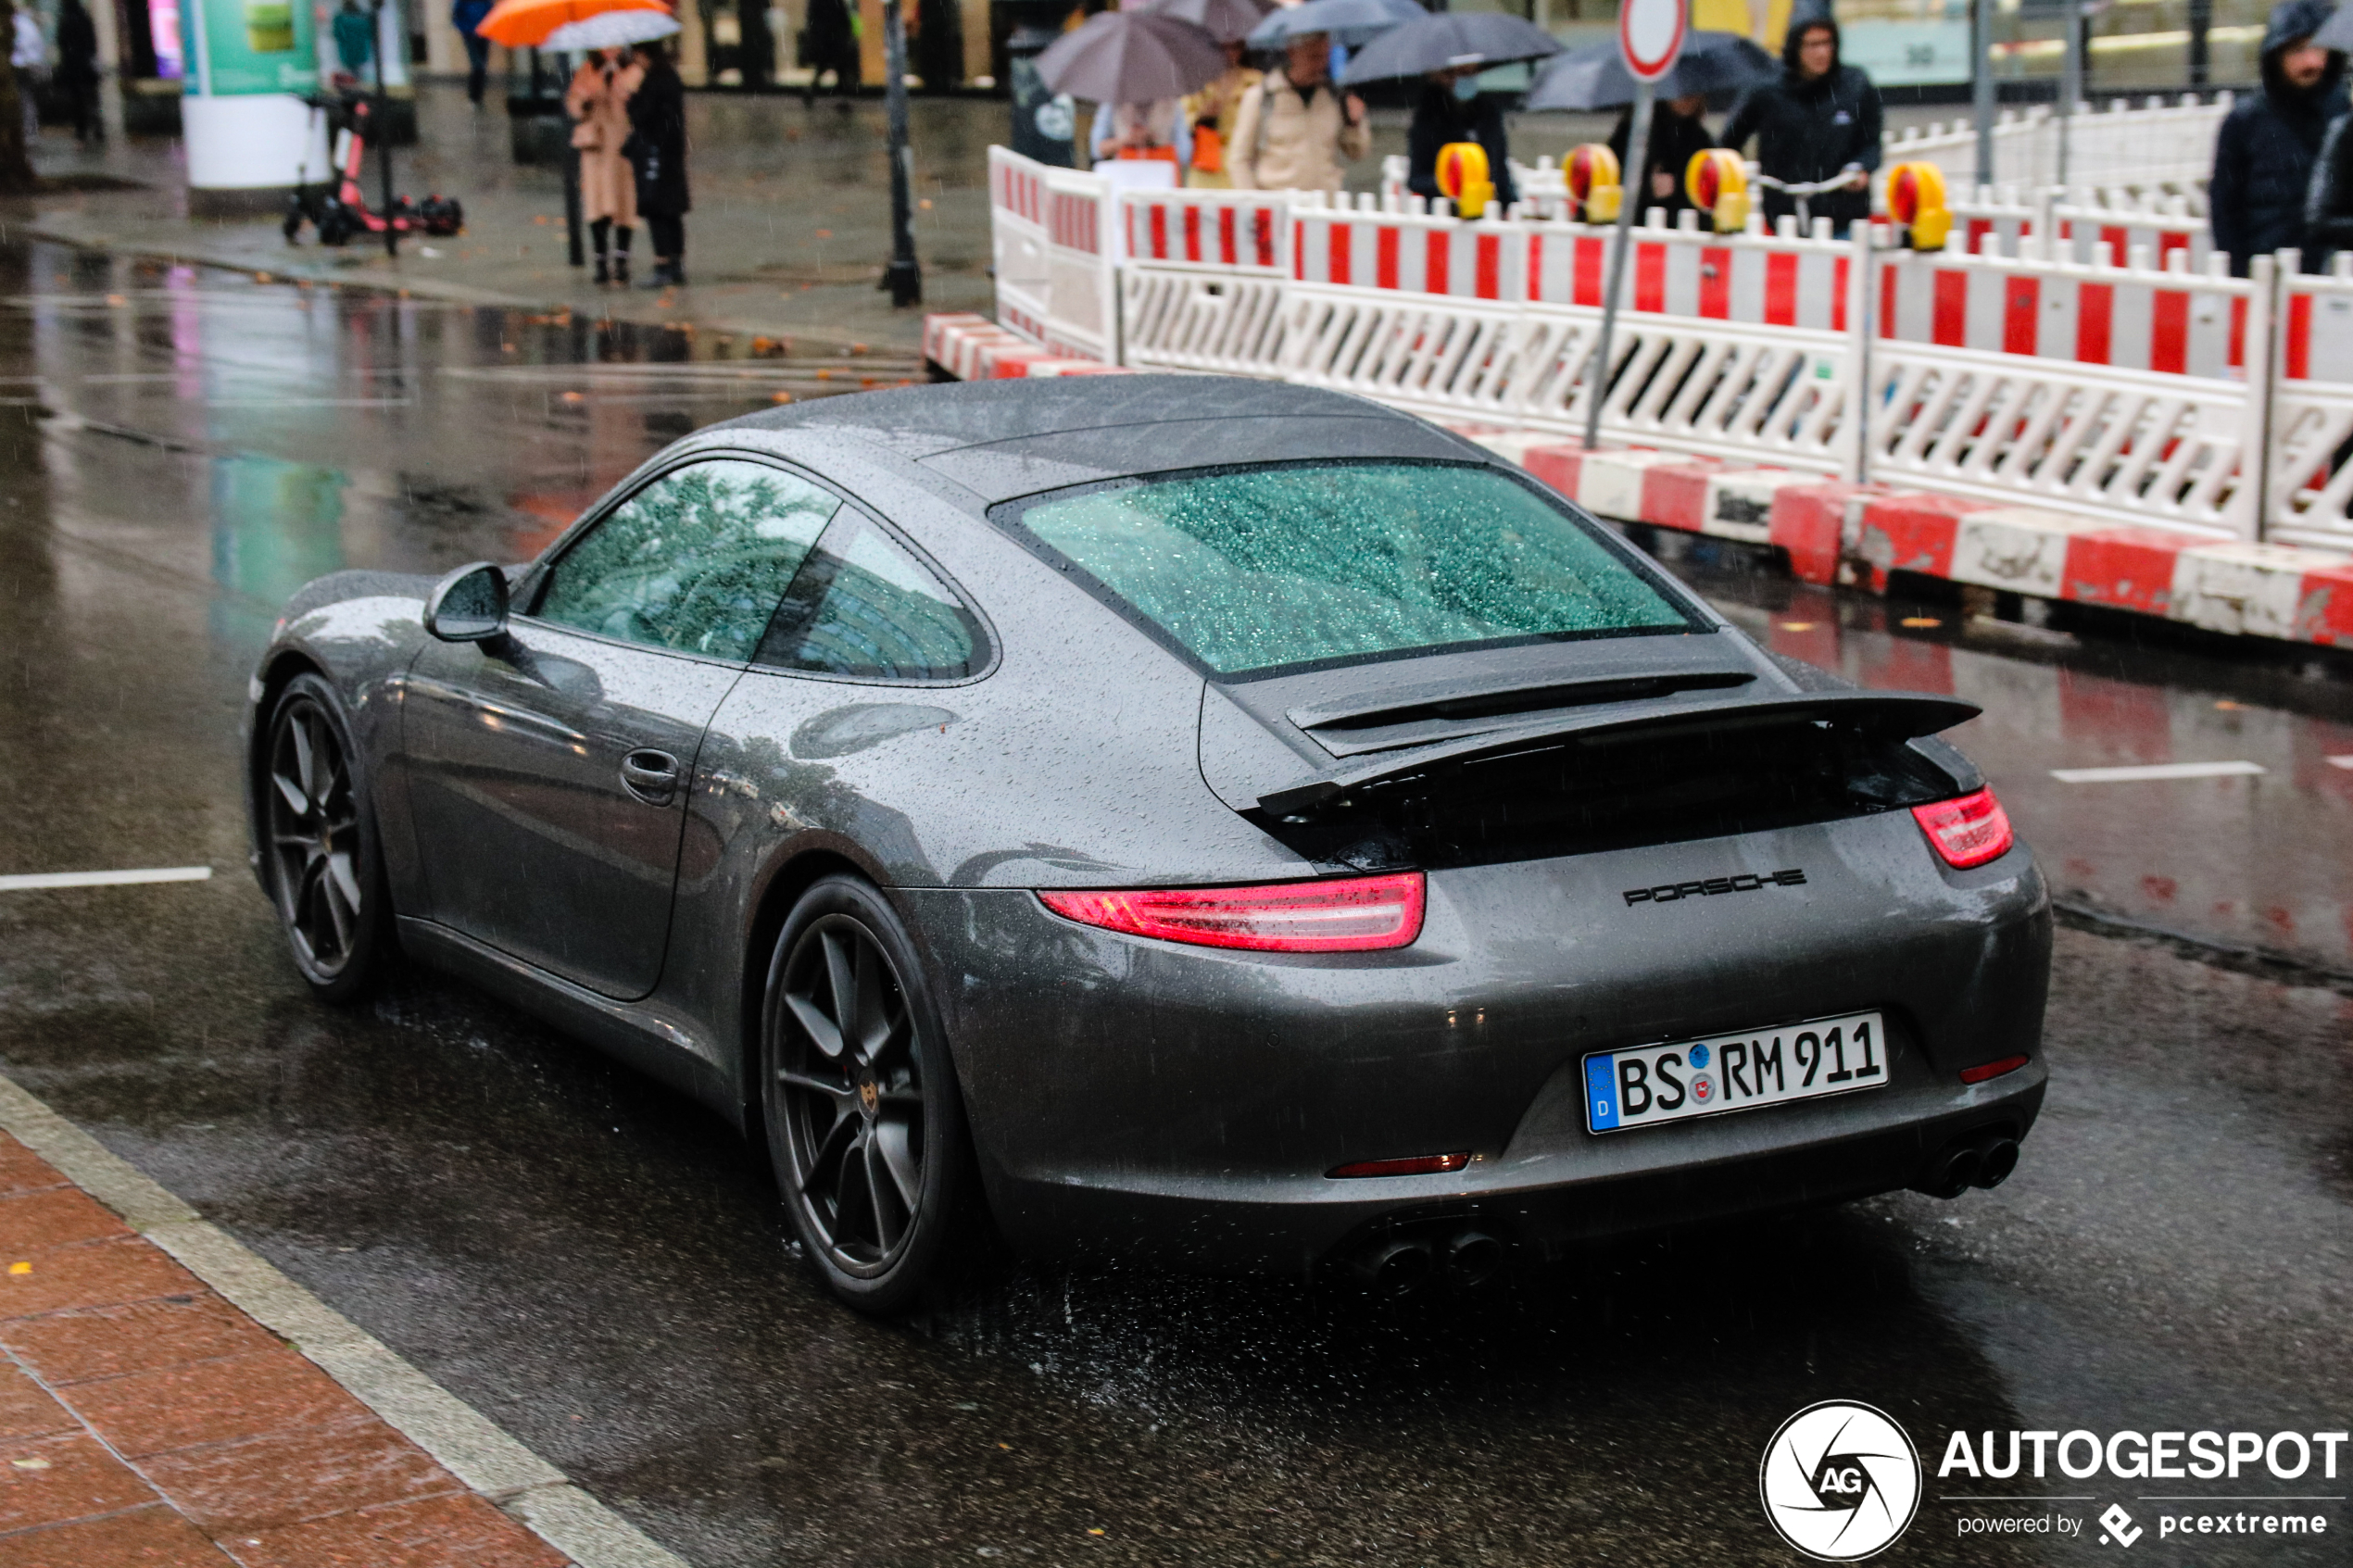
(1760, 1401, 1924, 1562)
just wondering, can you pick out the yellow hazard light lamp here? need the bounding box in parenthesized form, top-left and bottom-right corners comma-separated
(1884, 161, 1951, 251)
(1436, 141, 1496, 219)
(1565, 143, 1621, 224)
(1684, 148, 1750, 234)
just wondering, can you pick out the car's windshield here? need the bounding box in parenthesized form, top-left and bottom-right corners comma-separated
(1005, 461, 1696, 677)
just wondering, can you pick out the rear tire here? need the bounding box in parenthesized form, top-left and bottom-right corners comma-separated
(761, 875, 978, 1314)
(259, 673, 394, 1004)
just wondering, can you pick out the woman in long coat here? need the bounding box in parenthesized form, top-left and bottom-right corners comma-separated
(629, 43, 691, 287)
(566, 47, 643, 283)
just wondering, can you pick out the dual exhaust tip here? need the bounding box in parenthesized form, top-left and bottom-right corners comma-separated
(1913, 1130, 2021, 1199)
(1340, 1230, 1504, 1296)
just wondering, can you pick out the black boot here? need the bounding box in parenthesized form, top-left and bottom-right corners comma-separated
(593, 255, 610, 284)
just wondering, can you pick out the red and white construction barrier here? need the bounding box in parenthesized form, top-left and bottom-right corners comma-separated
(923, 313, 1135, 381)
(1466, 434, 2353, 648)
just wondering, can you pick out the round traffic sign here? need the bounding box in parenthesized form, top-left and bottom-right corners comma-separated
(1617, 0, 1686, 81)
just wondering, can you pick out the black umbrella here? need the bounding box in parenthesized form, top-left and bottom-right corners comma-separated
(1524, 31, 1776, 112)
(1245, 0, 1425, 51)
(1033, 10, 1230, 103)
(1138, 0, 1272, 47)
(1338, 11, 1562, 85)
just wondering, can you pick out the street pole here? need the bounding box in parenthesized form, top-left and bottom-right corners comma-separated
(373, 0, 396, 257)
(2058, 0, 2081, 187)
(2189, 0, 2211, 88)
(1972, 0, 1994, 193)
(879, 0, 923, 307)
(1584, 77, 1652, 452)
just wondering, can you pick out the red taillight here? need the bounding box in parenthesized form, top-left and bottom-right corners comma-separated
(1911, 787, 2015, 870)
(1959, 1054, 2030, 1085)
(1328, 1152, 1470, 1178)
(1038, 872, 1426, 952)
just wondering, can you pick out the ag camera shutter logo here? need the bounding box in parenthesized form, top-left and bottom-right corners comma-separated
(1760, 1400, 1923, 1561)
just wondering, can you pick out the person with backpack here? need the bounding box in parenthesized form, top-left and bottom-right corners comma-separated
(1228, 29, 1365, 194)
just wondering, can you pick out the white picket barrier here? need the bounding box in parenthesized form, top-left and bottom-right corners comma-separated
(2268, 262, 2353, 548)
(988, 145, 1119, 363)
(1120, 184, 1292, 274)
(1886, 95, 2226, 195)
(1121, 268, 1293, 375)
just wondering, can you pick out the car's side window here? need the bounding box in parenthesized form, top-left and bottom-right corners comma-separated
(533, 458, 840, 661)
(754, 514, 984, 681)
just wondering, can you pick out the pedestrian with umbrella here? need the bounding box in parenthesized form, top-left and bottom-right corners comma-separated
(1033, 9, 1226, 175)
(1527, 32, 1772, 220)
(1231, 0, 1408, 192)
(1341, 10, 1559, 213)
(1718, 9, 1881, 233)
(565, 44, 644, 283)
(1139, 0, 1270, 187)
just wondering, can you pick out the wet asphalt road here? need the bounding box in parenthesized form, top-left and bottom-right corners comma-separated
(0, 244, 2347, 1568)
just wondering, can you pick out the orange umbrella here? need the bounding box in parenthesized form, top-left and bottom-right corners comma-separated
(473, 0, 673, 48)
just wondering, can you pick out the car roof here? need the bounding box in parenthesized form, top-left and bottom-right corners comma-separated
(712, 374, 1491, 505)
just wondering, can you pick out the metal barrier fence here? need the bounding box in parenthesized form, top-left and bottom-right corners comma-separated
(985, 146, 2349, 551)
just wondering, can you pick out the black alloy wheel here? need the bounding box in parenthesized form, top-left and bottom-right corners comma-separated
(263, 674, 388, 1002)
(764, 876, 973, 1312)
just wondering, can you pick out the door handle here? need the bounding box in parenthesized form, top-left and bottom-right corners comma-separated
(620, 749, 682, 806)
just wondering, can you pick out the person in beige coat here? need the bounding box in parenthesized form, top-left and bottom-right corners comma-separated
(566, 48, 644, 283)
(1227, 31, 1367, 193)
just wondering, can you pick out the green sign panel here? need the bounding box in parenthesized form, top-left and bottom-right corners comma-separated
(196, 0, 320, 95)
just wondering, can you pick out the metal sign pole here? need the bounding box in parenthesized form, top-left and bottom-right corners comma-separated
(1584, 77, 1653, 452)
(1972, 0, 1994, 191)
(2058, 0, 2081, 186)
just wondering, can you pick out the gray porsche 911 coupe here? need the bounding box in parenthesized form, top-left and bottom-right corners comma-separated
(245, 375, 2050, 1311)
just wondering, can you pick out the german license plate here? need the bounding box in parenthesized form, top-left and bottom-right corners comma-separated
(1583, 1011, 1887, 1135)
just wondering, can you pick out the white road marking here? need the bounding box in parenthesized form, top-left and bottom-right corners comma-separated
(0, 866, 214, 892)
(2049, 761, 2267, 784)
(0, 1072, 692, 1568)
(2328, 756, 2353, 771)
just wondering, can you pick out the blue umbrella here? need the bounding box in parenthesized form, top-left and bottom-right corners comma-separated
(1524, 31, 1776, 112)
(1339, 10, 1561, 84)
(1246, 0, 1425, 52)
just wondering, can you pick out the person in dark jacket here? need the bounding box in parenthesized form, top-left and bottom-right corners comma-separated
(802, 0, 859, 106)
(54, 0, 98, 145)
(450, 0, 494, 107)
(2219, 0, 2346, 274)
(1609, 92, 1715, 220)
(1719, 13, 1880, 232)
(1405, 67, 1517, 213)
(630, 43, 691, 287)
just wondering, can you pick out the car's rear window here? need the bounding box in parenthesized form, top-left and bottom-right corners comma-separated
(1003, 462, 1696, 677)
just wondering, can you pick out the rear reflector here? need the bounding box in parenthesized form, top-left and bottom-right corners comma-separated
(1327, 1152, 1470, 1178)
(1038, 872, 1426, 952)
(1959, 1054, 2030, 1085)
(1911, 786, 2015, 870)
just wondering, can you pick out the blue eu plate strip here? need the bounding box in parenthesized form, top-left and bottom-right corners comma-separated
(1584, 1054, 1619, 1132)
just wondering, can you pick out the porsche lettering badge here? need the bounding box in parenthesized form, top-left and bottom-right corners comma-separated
(1623, 869, 1807, 907)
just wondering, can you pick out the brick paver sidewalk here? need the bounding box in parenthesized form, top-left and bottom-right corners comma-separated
(0, 1131, 566, 1568)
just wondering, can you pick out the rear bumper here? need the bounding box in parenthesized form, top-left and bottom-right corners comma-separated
(980, 1073, 2044, 1276)
(902, 814, 2052, 1277)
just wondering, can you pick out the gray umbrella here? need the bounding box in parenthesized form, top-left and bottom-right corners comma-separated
(1246, 0, 1427, 52)
(2314, 2, 2353, 50)
(1138, 0, 1274, 46)
(1339, 11, 1561, 85)
(1033, 10, 1231, 103)
(1524, 31, 1776, 112)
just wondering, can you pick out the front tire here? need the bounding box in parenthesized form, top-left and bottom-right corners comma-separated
(762, 875, 976, 1314)
(260, 673, 393, 1004)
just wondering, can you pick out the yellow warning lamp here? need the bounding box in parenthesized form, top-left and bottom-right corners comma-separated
(1436, 142, 1496, 220)
(1684, 148, 1750, 234)
(1884, 161, 1951, 251)
(1565, 143, 1622, 224)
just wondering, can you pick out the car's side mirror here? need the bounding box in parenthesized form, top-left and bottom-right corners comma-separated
(423, 561, 510, 643)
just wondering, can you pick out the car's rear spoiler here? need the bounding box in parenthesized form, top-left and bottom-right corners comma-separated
(1254, 690, 1981, 817)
